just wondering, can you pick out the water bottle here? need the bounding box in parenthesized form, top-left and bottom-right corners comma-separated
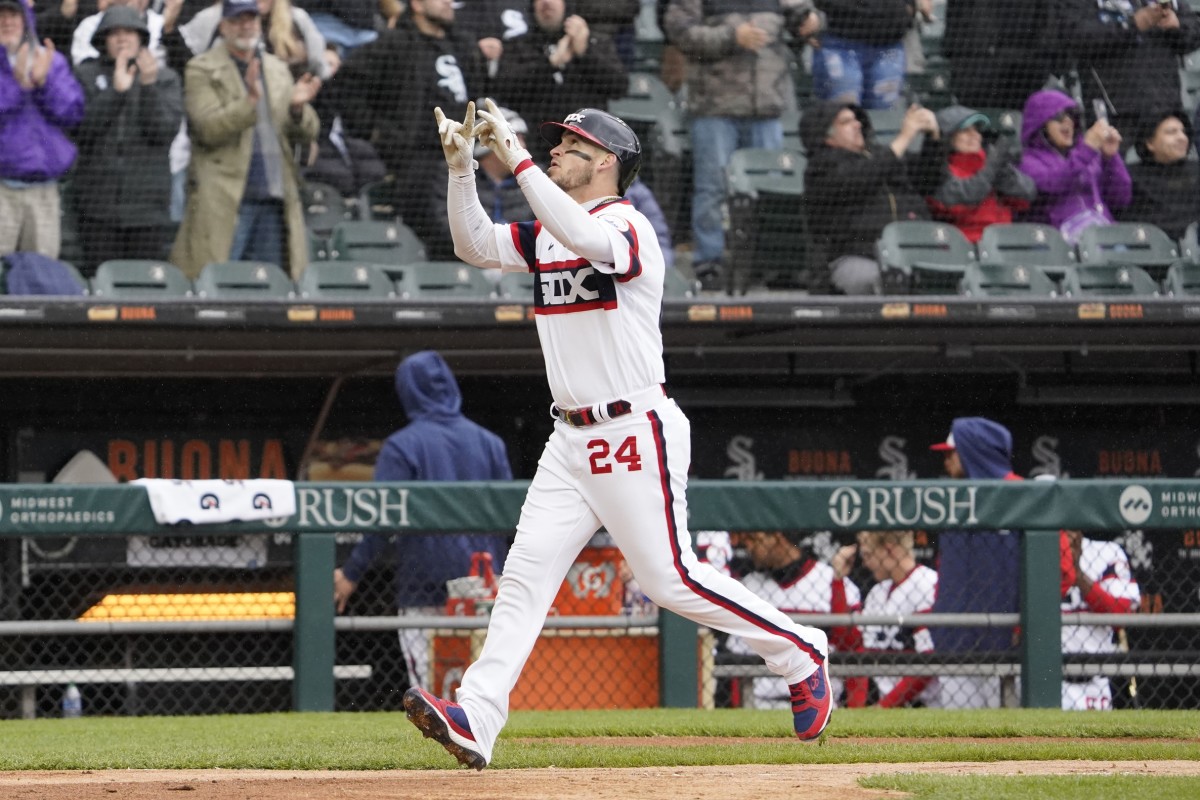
(62, 683, 82, 719)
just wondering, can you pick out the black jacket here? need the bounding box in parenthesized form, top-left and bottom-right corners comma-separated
(801, 101, 928, 262)
(495, 22, 627, 161)
(73, 57, 183, 227)
(1062, 0, 1200, 130)
(816, 0, 913, 45)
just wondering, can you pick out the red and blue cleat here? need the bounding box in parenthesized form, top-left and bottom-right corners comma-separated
(790, 661, 832, 741)
(403, 687, 488, 770)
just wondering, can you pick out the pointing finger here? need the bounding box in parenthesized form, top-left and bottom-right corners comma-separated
(434, 106, 447, 127)
(462, 100, 476, 134)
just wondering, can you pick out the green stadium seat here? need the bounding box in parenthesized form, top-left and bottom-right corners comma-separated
(976, 223, 1076, 283)
(301, 180, 355, 236)
(394, 261, 495, 299)
(194, 261, 294, 299)
(1061, 264, 1160, 297)
(91, 259, 192, 298)
(358, 178, 399, 222)
(959, 262, 1058, 297)
(329, 220, 427, 266)
(1163, 261, 1200, 296)
(1075, 222, 1180, 282)
(297, 261, 396, 299)
(1178, 221, 1200, 264)
(725, 147, 809, 292)
(876, 221, 975, 294)
(663, 267, 701, 298)
(496, 270, 534, 301)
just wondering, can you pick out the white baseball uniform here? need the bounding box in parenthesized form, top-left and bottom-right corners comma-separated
(727, 558, 859, 709)
(859, 564, 940, 708)
(1061, 538, 1139, 711)
(443, 164, 829, 762)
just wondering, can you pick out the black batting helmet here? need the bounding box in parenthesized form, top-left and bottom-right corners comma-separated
(540, 108, 642, 195)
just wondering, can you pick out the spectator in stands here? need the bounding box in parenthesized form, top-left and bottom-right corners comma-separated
(626, 177, 675, 270)
(801, 100, 936, 294)
(293, 0, 378, 55)
(1060, 0, 1200, 135)
(572, 0, 639, 68)
(1122, 109, 1199, 241)
(162, 0, 220, 71)
(35, 0, 98, 54)
(833, 530, 939, 708)
(74, 5, 183, 273)
(914, 104, 1036, 243)
(495, 0, 628, 164)
(334, 350, 512, 694)
(172, 0, 333, 79)
(1018, 89, 1132, 244)
(811, 0, 912, 109)
(0, 0, 84, 260)
(928, 417, 1022, 709)
(943, 0, 1056, 110)
(71, 0, 166, 67)
(456, 0, 529, 45)
(329, 0, 486, 258)
(1058, 529, 1140, 711)
(726, 530, 866, 709)
(170, 0, 320, 278)
(664, 0, 820, 290)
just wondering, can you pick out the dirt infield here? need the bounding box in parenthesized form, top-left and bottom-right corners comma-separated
(3, 760, 1198, 800)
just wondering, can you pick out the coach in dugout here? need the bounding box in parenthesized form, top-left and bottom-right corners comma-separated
(928, 416, 1023, 709)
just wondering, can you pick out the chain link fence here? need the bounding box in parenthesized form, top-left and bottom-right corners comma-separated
(1, 523, 1197, 719)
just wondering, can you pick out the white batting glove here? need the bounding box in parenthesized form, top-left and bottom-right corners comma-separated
(475, 98, 533, 173)
(434, 101, 479, 176)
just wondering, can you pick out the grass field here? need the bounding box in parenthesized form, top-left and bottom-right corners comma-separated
(1, 708, 1197, 799)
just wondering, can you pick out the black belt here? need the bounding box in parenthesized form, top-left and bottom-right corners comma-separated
(554, 400, 633, 427)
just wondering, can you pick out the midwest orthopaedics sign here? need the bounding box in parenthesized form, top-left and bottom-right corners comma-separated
(264, 487, 411, 528)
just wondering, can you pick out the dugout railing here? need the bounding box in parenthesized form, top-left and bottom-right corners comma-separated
(1, 478, 1198, 713)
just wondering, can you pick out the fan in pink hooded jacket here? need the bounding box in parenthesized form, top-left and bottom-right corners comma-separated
(1017, 89, 1132, 244)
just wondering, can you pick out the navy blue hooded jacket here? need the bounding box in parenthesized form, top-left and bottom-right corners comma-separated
(930, 417, 1022, 653)
(340, 351, 512, 607)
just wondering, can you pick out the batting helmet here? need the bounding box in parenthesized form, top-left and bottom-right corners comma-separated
(540, 108, 642, 195)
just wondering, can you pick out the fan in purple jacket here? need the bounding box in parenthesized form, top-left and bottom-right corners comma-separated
(1017, 89, 1131, 244)
(0, 0, 84, 258)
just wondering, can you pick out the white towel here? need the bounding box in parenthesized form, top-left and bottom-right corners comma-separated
(133, 479, 296, 525)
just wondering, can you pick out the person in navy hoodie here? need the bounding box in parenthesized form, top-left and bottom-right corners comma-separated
(333, 351, 513, 695)
(928, 416, 1022, 709)
(0, 0, 83, 259)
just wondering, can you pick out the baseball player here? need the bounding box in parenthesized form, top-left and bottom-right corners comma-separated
(402, 99, 831, 770)
(1059, 530, 1140, 710)
(837, 530, 940, 708)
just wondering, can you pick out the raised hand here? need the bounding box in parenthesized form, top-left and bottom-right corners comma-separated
(474, 98, 531, 172)
(135, 47, 158, 85)
(112, 50, 136, 93)
(244, 57, 262, 106)
(434, 100, 479, 175)
(290, 72, 321, 108)
(30, 39, 56, 88)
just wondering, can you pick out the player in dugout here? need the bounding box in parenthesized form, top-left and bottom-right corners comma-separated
(399, 100, 833, 770)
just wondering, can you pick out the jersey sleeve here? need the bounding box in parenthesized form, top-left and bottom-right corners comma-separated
(498, 220, 540, 274)
(591, 209, 646, 281)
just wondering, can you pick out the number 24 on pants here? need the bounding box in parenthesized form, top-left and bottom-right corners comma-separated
(588, 436, 643, 474)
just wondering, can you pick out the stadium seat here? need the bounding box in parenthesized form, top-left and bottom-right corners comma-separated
(194, 261, 295, 299)
(1060, 264, 1160, 297)
(297, 261, 396, 299)
(876, 221, 975, 294)
(959, 262, 1058, 297)
(1075, 222, 1180, 282)
(91, 259, 192, 298)
(496, 271, 534, 300)
(329, 220, 427, 266)
(394, 261, 494, 299)
(301, 180, 355, 236)
(725, 147, 808, 292)
(1179, 221, 1200, 264)
(1164, 261, 1200, 296)
(976, 223, 1076, 283)
(663, 267, 701, 298)
(358, 178, 399, 221)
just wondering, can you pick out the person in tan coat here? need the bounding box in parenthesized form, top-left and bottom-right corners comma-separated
(170, 0, 319, 279)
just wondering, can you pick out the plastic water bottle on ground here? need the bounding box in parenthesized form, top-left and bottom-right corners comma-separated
(62, 683, 82, 718)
